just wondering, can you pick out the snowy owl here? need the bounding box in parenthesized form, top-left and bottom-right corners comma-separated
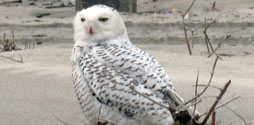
(72, 5, 190, 125)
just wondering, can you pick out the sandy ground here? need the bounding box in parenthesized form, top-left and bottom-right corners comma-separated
(0, 0, 254, 125)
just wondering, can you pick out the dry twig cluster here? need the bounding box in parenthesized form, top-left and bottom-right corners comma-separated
(0, 31, 23, 63)
(182, 0, 231, 58)
(0, 31, 21, 52)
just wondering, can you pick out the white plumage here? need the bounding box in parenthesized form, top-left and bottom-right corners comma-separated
(71, 5, 186, 125)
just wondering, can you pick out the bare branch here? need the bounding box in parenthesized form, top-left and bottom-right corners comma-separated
(54, 116, 69, 125)
(97, 106, 102, 124)
(193, 71, 199, 116)
(182, 0, 196, 17)
(99, 118, 120, 125)
(212, 112, 216, 125)
(182, 17, 192, 55)
(203, 18, 223, 60)
(193, 84, 222, 91)
(201, 80, 231, 124)
(187, 98, 202, 108)
(0, 54, 23, 63)
(200, 96, 241, 117)
(12, 30, 15, 40)
(204, 17, 211, 54)
(208, 35, 231, 58)
(191, 30, 195, 49)
(130, 86, 170, 110)
(200, 96, 218, 99)
(225, 106, 248, 125)
(182, 0, 196, 55)
(184, 56, 219, 106)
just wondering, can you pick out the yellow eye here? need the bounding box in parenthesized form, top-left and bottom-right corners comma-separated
(81, 18, 86, 22)
(98, 17, 108, 22)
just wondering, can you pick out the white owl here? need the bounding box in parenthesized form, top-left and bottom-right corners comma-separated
(72, 5, 189, 125)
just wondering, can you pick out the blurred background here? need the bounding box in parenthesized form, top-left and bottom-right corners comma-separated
(0, 0, 254, 125)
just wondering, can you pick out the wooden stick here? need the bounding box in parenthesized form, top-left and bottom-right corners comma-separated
(211, 112, 216, 125)
(204, 17, 211, 54)
(193, 71, 199, 116)
(182, 0, 196, 55)
(183, 18, 192, 55)
(201, 80, 231, 124)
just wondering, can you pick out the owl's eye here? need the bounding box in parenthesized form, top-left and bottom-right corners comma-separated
(81, 18, 86, 22)
(98, 17, 108, 22)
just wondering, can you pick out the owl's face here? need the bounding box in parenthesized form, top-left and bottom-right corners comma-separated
(73, 5, 128, 43)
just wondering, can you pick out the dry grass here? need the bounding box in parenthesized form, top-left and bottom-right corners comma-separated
(0, 31, 21, 52)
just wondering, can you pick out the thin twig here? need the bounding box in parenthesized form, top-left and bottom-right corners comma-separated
(130, 86, 170, 110)
(182, 0, 196, 17)
(99, 118, 120, 125)
(208, 35, 231, 58)
(201, 80, 231, 124)
(191, 30, 196, 49)
(200, 96, 218, 99)
(193, 84, 222, 91)
(54, 116, 70, 125)
(12, 30, 15, 40)
(200, 96, 241, 117)
(193, 71, 199, 116)
(203, 18, 223, 60)
(184, 56, 219, 106)
(97, 106, 102, 124)
(182, 17, 192, 55)
(187, 98, 202, 108)
(224, 106, 248, 125)
(0, 54, 23, 63)
(182, 0, 196, 55)
(215, 96, 241, 111)
(204, 17, 211, 54)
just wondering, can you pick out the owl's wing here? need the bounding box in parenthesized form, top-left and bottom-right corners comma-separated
(91, 43, 185, 105)
(72, 46, 175, 125)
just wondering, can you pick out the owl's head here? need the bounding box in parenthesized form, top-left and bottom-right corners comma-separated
(73, 5, 129, 44)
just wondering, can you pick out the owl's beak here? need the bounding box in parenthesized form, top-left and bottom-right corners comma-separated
(88, 27, 94, 34)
